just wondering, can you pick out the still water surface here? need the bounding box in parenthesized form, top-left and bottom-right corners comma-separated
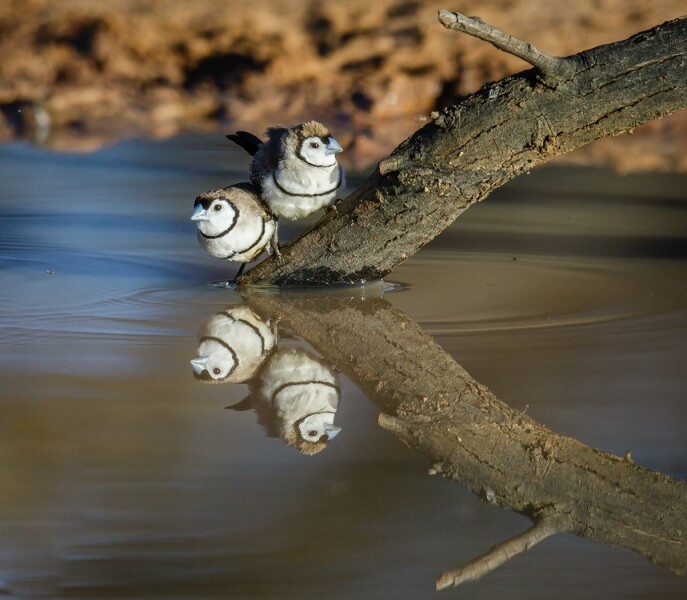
(0, 136, 686, 598)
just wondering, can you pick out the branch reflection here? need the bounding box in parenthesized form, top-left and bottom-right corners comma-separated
(189, 287, 686, 588)
(238, 288, 687, 588)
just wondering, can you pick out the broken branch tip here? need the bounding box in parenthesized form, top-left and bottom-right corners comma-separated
(438, 9, 456, 27)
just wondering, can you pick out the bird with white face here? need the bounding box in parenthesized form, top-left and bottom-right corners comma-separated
(227, 121, 344, 252)
(191, 183, 276, 282)
(228, 347, 342, 455)
(190, 306, 277, 384)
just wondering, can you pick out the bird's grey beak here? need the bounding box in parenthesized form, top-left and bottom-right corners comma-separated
(191, 205, 210, 221)
(325, 137, 343, 155)
(324, 424, 342, 440)
(190, 357, 209, 374)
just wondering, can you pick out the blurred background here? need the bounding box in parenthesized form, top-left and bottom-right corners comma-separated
(1, 0, 686, 171)
(1, 2, 686, 598)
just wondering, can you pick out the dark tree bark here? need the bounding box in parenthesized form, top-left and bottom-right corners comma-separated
(239, 13, 687, 286)
(242, 289, 687, 588)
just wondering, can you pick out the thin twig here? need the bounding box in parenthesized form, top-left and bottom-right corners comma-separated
(436, 519, 562, 590)
(438, 10, 575, 79)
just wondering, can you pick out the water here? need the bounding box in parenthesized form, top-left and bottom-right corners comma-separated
(0, 136, 686, 599)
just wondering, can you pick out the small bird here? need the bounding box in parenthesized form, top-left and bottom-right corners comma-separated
(228, 347, 342, 455)
(191, 183, 276, 282)
(227, 121, 344, 252)
(190, 306, 277, 383)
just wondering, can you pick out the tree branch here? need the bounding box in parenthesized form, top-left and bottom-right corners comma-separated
(239, 14, 687, 287)
(435, 518, 562, 590)
(437, 10, 575, 79)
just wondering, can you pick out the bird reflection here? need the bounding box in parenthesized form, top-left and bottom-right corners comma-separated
(191, 306, 342, 454)
(190, 306, 277, 383)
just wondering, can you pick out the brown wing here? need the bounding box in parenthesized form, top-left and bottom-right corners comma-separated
(249, 127, 288, 193)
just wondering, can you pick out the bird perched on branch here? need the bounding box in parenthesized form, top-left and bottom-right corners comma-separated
(227, 121, 345, 253)
(191, 183, 275, 283)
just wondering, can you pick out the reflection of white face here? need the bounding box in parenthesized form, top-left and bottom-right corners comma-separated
(191, 307, 276, 384)
(196, 199, 238, 237)
(298, 412, 341, 443)
(194, 339, 237, 381)
(299, 136, 340, 167)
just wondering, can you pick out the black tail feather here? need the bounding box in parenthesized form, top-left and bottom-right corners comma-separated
(225, 395, 253, 411)
(226, 131, 263, 156)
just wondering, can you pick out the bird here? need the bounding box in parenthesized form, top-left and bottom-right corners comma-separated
(227, 121, 345, 253)
(228, 347, 342, 455)
(191, 182, 276, 282)
(190, 306, 277, 384)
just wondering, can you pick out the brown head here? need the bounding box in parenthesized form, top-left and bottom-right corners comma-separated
(281, 121, 343, 167)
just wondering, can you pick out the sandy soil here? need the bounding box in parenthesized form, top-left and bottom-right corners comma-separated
(1, 0, 685, 171)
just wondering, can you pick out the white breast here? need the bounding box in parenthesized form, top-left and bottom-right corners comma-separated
(259, 348, 339, 416)
(195, 307, 276, 382)
(198, 211, 274, 262)
(261, 162, 343, 220)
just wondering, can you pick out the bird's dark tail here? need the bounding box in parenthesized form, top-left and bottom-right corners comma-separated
(226, 131, 263, 156)
(225, 395, 253, 411)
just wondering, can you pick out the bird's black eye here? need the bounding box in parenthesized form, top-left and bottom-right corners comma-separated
(214, 204, 223, 211)
(308, 430, 318, 437)
(213, 367, 221, 375)
(309, 141, 320, 149)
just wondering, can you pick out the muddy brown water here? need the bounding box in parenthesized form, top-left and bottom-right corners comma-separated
(1, 135, 686, 598)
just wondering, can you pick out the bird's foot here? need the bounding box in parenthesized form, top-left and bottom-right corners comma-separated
(268, 317, 281, 339)
(211, 280, 238, 289)
(325, 199, 342, 216)
(269, 239, 284, 262)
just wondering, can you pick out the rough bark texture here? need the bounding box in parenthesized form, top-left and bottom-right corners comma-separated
(242, 290, 687, 579)
(240, 16, 687, 286)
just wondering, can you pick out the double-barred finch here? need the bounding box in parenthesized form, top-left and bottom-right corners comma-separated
(191, 183, 276, 281)
(227, 121, 344, 252)
(228, 347, 342, 455)
(190, 306, 276, 383)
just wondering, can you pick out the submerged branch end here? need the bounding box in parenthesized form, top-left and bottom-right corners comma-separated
(436, 518, 562, 591)
(437, 10, 574, 79)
